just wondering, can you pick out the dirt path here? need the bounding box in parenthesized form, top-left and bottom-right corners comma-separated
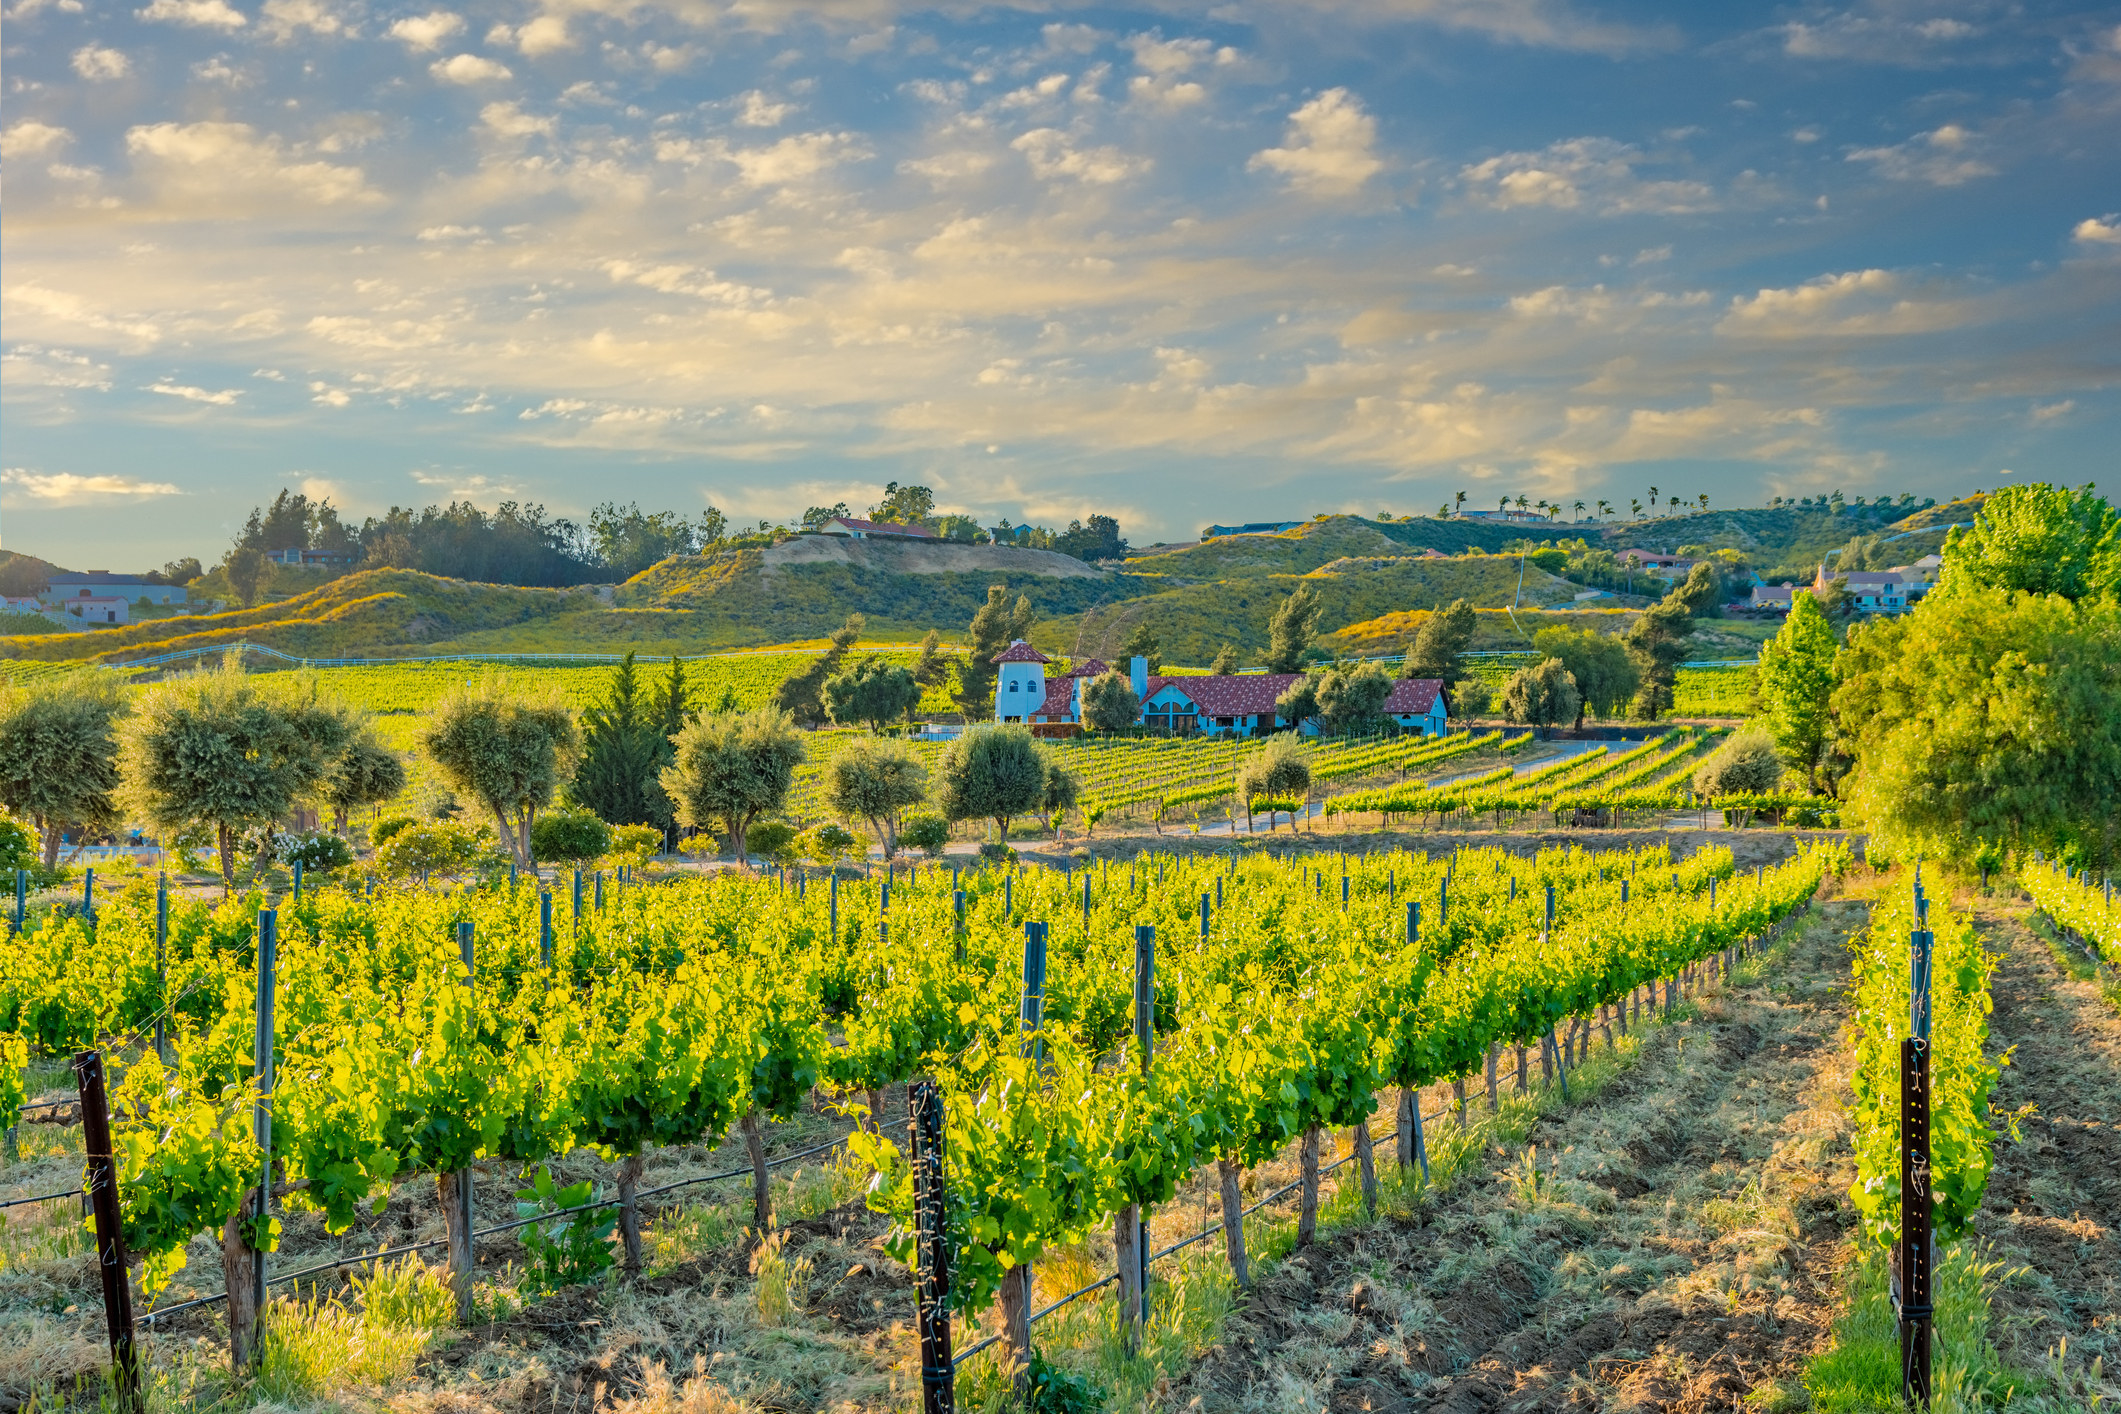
(1964, 895, 2121, 1393)
(1174, 896, 1870, 1413)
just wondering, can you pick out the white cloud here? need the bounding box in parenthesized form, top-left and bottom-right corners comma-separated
(515, 14, 569, 55)
(1717, 269, 1971, 338)
(1012, 128, 1150, 184)
(1248, 89, 1382, 197)
(125, 121, 377, 210)
(2, 469, 182, 504)
(667, 131, 869, 186)
(1126, 35, 1231, 111)
(260, 0, 348, 39)
(1, 122, 73, 159)
(2029, 399, 2074, 423)
(387, 10, 462, 51)
(146, 381, 242, 404)
(1460, 136, 1714, 213)
(430, 53, 513, 83)
(72, 46, 132, 80)
(310, 381, 352, 406)
(479, 101, 553, 138)
(737, 91, 795, 128)
(416, 223, 485, 239)
(137, 0, 246, 27)
(2072, 214, 2121, 245)
(1846, 124, 1995, 186)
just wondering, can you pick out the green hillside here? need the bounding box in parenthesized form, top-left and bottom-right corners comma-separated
(1125, 514, 1533, 579)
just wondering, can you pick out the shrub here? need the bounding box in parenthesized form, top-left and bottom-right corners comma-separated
(531, 809, 612, 866)
(900, 812, 950, 857)
(375, 819, 490, 883)
(745, 818, 799, 864)
(369, 815, 417, 848)
(798, 822, 861, 868)
(606, 823, 662, 865)
(977, 841, 1017, 865)
(279, 832, 355, 874)
(1692, 723, 1783, 798)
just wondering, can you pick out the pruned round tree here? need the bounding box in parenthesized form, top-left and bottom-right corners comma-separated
(531, 807, 612, 866)
(321, 731, 406, 837)
(824, 737, 929, 858)
(1500, 658, 1581, 737)
(823, 657, 923, 733)
(422, 674, 580, 872)
(661, 707, 807, 863)
(0, 669, 126, 870)
(1080, 671, 1140, 733)
(1691, 723, 1785, 798)
(935, 723, 1048, 842)
(120, 659, 354, 893)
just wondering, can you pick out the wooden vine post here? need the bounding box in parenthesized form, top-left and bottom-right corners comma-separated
(73, 1049, 142, 1414)
(1116, 924, 1155, 1341)
(998, 919, 1047, 1386)
(911, 1078, 953, 1414)
(1899, 890, 1935, 1408)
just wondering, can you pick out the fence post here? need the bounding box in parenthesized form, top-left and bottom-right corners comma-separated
(13, 868, 24, 934)
(292, 859, 303, 903)
(1121, 925, 1156, 1332)
(458, 919, 474, 982)
(1199, 893, 1210, 941)
(1440, 877, 1448, 925)
(952, 889, 965, 962)
(1900, 898, 1935, 1409)
(72, 1050, 142, 1414)
(251, 909, 278, 1339)
(84, 866, 95, 925)
(572, 869, 583, 934)
(912, 1078, 953, 1414)
(595, 872, 604, 912)
(1544, 884, 1554, 942)
(155, 874, 170, 1066)
(999, 920, 1048, 1384)
(540, 891, 554, 968)
(1082, 873, 1092, 928)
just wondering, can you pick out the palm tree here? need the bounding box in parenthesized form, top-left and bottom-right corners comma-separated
(1647, 485, 1660, 511)
(1515, 494, 1530, 512)
(1697, 493, 1709, 512)
(1631, 498, 1643, 519)
(1573, 500, 1586, 521)
(1499, 494, 1511, 513)
(1455, 491, 1467, 515)
(1596, 499, 1611, 520)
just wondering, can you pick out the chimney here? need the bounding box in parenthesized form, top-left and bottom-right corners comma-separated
(1130, 655, 1148, 699)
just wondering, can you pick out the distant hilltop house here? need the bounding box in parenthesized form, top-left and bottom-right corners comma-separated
(991, 641, 1450, 740)
(264, 547, 356, 567)
(813, 515, 936, 541)
(1459, 509, 1550, 525)
(1749, 553, 1944, 615)
(1199, 521, 1304, 541)
(38, 571, 187, 606)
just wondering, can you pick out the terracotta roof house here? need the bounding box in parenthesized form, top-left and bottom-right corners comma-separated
(1619, 549, 1695, 572)
(1750, 583, 1800, 613)
(992, 640, 1052, 722)
(1836, 569, 1914, 613)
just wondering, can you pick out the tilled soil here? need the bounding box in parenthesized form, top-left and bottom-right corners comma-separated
(1176, 898, 1868, 1413)
(1966, 897, 2121, 1392)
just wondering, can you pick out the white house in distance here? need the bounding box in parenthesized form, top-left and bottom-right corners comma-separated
(814, 516, 936, 541)
(991, 641, 1451, 738)
(39, 571, 186, 606)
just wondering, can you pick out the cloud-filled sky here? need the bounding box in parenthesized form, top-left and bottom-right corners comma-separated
(3, 0, 2117, 567)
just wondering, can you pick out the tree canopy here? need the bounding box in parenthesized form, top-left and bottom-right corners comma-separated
(935, 723, 1048, 840)
(824, 738, 929, 858)
(772, 615, 864, 728)
(1080, 671, 1141, 733)
(1314, 662, 1393, 735)
(1262, 585, 1323, 673)
(661, 707, 807, 861)
(421, 674, 579, 871)
(823, 656, 922, 732)
(955, 586, 1036, 717)
(1403, 599, 1475, 685)
(1755, 591, 1839, 790)
(0, 670, 127, 869)
(1529, 625, 1637, 728)
(1935, 482, 2120, 603)
(1500, 658, 1581, 736)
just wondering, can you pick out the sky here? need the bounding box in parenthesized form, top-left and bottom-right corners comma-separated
(3, 0, 2118, 569)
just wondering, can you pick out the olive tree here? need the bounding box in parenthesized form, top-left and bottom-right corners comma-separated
(530, 808, 612, 867)
(0, 670, 126, 869)
(320, 731, 406, 837)
(1080, 671, 1140, 733)
(1530, 625, 1638, 729)
(422, 675, 580, 872)
(823, 657, 923, 733)
(660, 707, 807, 863)
(825, 738, 929, 858)
(121, 661, 353, 893)
(1314, 662, 1392, 735)
(1500, 659, 1581, 738)
(1236, 734, 1312, 829)
(1691, 723, 1785, 798)
(935, 723, 1047, 841)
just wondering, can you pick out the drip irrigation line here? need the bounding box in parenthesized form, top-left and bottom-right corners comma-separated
(2, 1187, 85, 1210)
(138, 1128, 861, 1326)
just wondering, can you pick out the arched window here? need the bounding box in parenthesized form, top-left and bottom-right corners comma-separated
(1008, 680, 1019, 692)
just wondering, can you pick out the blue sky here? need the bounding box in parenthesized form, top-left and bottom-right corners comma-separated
(3, 0, 2117, 568)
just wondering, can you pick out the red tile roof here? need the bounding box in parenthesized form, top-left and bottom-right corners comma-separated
(992, 640, 1051, 663)
(825, 515, 936, 539)
(1066, 658, 1111, 679)
(1038, 679, 1077, 716)
(1144, 673, 1304, 716)
(1384, 678, 1444, 715)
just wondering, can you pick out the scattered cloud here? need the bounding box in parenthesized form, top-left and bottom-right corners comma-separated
(125, 121, 378, 211)
(1460, 136, 1714, 213)
(1127, 35, 1232, 111)
(1248, 88, 1382, 196)
(71, 46, 132, 80)
(145, 381, 241, 404)
(2029, 399, 2074, 423)
(1, 122, 73, 159)
(1717, 269, 1971, 338)
(136, 0, 246, 28)
(387, 10, 462, 51)
(1846, 124, 1994, 186)
(430, 53, 513, 84)
(259, 0, 347, 40)
(1013, 128, 1150, 184)
(515, 14, 570, 56)
(2, 469, 182, 504)
(737, 91, 795, 127)
(479, 101, 553, 138)
(2073, 214, 2121, 245)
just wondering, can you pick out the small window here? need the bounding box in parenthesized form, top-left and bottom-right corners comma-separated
(1008, 680, 1019, 692)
